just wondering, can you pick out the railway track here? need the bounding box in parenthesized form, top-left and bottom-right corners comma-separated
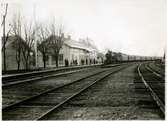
(3, 69, 85, 87)
(137, 63, 165, 116)
(3, 68, 109, 108)
(155, 63, 165, 70)
(146, 64, 164, 81)
(2, 64, 128, 120)
(148, 62, 165, 78)
(3, 64, 123, 87)
(3, 65, 125, 110)
(2, 65, 103, 87)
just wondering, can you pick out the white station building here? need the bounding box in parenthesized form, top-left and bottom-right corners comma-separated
(37, 36, 100, 67)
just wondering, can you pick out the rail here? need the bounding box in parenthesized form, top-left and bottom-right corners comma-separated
(3, 64, 129, 120)
(37, 65, 128, 120)
(137, 63, 165, 115)
(3, 64, 123, 87)
(2, 64, 101, 79)
(2, 66, 113, 111)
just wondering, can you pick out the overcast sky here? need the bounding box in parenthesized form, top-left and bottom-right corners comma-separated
(1, 0, 167, 56)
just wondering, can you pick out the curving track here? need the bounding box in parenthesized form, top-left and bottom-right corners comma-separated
(148, 62, 165, 78)
(138, 63, 165, 116)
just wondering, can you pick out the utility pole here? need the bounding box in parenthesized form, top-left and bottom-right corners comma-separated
(2, 3, 8, 72)
(33, 4, 38, 68)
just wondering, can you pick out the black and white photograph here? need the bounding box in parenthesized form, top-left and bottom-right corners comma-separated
(1, 0, 166, 120)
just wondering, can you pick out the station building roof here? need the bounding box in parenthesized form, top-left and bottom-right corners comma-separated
(64, 39, 94, 52)
(39, 34, 98, 53)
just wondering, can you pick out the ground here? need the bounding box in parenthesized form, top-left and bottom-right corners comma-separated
(44, 64, 163, 120)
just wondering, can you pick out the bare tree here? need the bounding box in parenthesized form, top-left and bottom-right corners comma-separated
(1, 3, 9, 71)
(11, 13, 22, 70)
(22, 22, 35, 70)
(37, 24, 50, 68)
(48, 22, 65, 67)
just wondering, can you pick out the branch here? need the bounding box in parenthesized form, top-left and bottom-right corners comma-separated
(4, 3, 8, 17)
(5, 27, 11, 44)
(1, 4, 8, 27)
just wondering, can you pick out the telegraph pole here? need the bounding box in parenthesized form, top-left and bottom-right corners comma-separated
(33, 4, 38, 68)
(2, 3, 8, 72)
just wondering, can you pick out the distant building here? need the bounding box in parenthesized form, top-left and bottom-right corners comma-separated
(37, 35, 100, 68)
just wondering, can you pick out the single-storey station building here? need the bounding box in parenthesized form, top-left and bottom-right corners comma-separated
(37, 36, 101, 67)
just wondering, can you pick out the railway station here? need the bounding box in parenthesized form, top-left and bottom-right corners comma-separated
(1, 1, 166, 120)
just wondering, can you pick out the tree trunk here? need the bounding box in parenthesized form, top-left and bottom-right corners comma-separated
(55, 55, 59, 67)
(17, 61, 20, 70)
(43, 56, 46, 68)
(3, 47, 6, 72)
(3, 15, 7, 72)
(44, 60, 46, 68)
(16, 51, 21, 70)
(24, 58, 29, 70)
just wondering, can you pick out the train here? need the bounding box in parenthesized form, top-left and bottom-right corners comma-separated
(103, 51, 163, 65)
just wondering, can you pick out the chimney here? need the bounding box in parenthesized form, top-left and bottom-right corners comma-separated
(67, 35, 71, 40)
